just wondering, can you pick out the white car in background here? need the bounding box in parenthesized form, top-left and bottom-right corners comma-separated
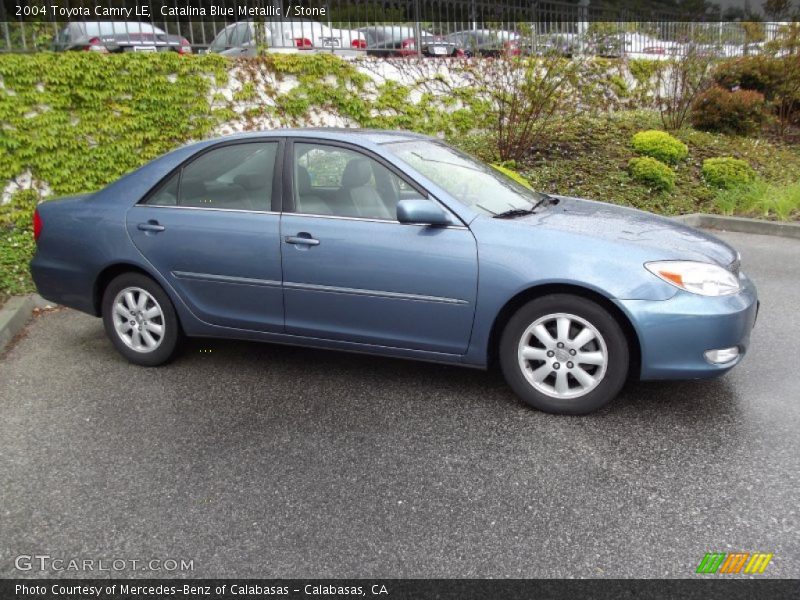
(208, 19, 366, 55)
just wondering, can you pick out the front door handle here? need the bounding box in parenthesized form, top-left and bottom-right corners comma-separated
(285, 235, 320, 246)
(137, 220, 165, 233)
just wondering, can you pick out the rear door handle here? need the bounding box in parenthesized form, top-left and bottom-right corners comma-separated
(137, 221, 165, 233)
(285, 235, 320, 246)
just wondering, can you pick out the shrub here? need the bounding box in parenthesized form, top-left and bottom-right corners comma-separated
(690, 86, 765, 135)
(654, 47, 715, 130)
(702, 157, 756, 189)
(713, 56, 800, 138)
(631, 130, 688, 164)
(713, 56, 782, 99)
(473, 54, 577, 162)
(628, 157, 676, 191)
(491, 163, 534, 189)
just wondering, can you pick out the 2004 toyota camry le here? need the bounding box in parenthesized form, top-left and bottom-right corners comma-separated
(30, 129, 758, 414)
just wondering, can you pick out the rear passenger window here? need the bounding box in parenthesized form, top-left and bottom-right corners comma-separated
(146, 143, 278, 211)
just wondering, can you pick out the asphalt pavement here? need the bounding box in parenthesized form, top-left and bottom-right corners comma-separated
(1, 230, 798, 578)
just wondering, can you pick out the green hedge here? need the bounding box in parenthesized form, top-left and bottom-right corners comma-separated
(631, 130, 688, 165)
(702, 157, 756, 189)
(628, 156, 675, 191)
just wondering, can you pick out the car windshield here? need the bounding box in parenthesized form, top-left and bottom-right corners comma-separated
(384, 140, 546, 216)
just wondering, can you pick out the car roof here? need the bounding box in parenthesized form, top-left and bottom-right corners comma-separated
(208, 128, 435, 146)
(71, 21, 166, 35)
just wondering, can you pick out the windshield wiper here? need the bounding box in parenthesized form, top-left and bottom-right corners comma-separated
(493, 207, 536, 219)
(493, 194, 559, 219)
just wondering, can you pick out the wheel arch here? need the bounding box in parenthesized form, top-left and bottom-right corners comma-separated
(486, 283, 642, 380)
(92, 263, 161, 317)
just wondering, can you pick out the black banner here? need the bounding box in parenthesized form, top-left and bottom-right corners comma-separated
(2, 579, 800, 600)
(2, 0, 794, 24)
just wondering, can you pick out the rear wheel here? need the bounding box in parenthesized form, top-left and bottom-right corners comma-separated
(101, 273, 181, 366)
(499, 294, 629, 414)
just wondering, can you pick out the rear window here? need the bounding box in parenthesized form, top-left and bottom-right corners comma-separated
(82, 22, 164, 36)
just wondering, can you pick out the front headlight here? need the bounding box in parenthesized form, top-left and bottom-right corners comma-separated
(645, 260, 740, 296)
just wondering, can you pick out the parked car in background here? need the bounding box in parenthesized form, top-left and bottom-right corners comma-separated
(30, 129, 757, 415)
(530, 33, 576, 57)
(53, 21, 192, 54)
(588, 33, 623, 57)
(445, 30, 521, 57)
(208, 19, 366, 56)
(358, 25, 459, 57)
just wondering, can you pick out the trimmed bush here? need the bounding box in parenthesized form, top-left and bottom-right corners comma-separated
(628, 156, 676, 191)
(690, 86, 765, 135)
(491, 163, 534, 189)
(702, 157, 756, 189)
(631, 130, 688, 164)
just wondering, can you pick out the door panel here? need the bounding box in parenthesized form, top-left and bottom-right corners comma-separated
(281, 214, 478, 353)
(127, 207, 283, 332)
(126, 141, 284, 332)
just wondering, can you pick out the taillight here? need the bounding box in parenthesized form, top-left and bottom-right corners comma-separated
(504, 40, 521, 56)
(455, 47, 465, 58)
(351, 38, 367, 49)
(178, 37, 193, 54)
(295, 38, 313, 49)
(401, 38, 415, 50)
(83, 37, 108, 53)
(33, 209, 42, 242)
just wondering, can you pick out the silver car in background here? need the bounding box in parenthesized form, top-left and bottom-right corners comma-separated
(53, 21, 192, 54)
(208, 19, 366, 55)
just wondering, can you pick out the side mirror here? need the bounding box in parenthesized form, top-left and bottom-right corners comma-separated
(396, 199, 452, 226)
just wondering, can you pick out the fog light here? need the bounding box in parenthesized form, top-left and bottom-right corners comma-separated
(704, 347, 740, 364)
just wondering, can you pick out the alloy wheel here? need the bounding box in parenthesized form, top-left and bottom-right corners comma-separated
(517, 312, 608, 399)
(111, 286, 165, 353)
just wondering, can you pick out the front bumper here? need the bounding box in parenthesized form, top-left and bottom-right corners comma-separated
(616, 273, 758, 380)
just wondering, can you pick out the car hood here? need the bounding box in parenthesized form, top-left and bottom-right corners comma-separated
(511, 195, 738, 268)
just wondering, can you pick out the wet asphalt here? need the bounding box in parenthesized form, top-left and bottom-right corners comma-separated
(0, 230, 798, 579)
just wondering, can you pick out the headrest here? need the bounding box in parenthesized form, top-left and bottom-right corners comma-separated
(341, 158, 373, 189)
(180, 180, 206, 199)
(296, 166, 312, 195)
(233, 173, 266, 191)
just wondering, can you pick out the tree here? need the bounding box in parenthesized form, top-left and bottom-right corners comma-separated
(764, 0, 793, 20)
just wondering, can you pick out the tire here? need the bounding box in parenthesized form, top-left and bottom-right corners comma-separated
(101, 272, 182, 367)
(499, 294, 629, 415)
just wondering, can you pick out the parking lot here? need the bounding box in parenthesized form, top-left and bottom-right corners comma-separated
(1, 230, 798, 578)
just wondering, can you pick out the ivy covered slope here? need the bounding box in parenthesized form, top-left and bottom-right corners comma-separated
(0, 52, 229, 195)
(0, 52, 229, 302)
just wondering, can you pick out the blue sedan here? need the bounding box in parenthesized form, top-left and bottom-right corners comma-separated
(30, 129, 758, 414)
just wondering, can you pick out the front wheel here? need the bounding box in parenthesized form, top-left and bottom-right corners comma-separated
(499, 294, 629, 415)
(101, 272, 182, 367)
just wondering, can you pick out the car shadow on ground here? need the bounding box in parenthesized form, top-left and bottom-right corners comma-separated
(170, 335, 743, 424)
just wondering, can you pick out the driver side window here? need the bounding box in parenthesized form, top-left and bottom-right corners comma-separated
(292, 143, 418, 220)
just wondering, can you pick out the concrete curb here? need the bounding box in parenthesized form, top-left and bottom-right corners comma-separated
(673, 213, 800, 239)
(0, 294, 53, 353)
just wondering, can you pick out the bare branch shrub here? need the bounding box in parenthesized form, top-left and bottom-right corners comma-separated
(470, 54, 576, 162)
(656, 45, 715, 131)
